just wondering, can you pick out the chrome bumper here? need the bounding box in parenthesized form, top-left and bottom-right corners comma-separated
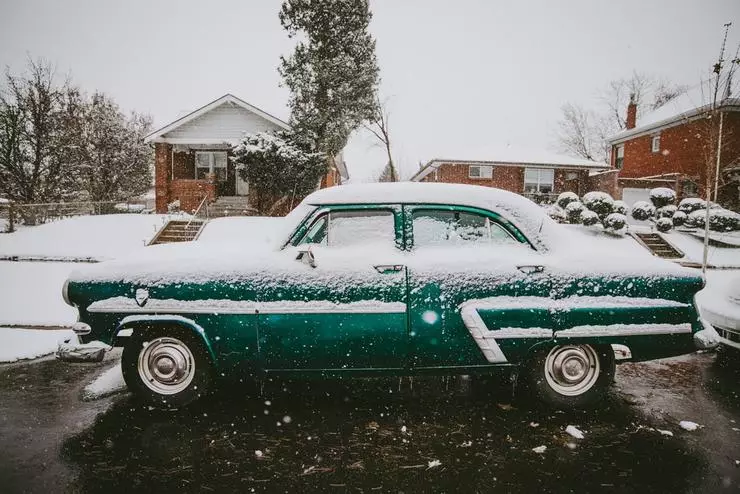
(693, 318, 721, 350)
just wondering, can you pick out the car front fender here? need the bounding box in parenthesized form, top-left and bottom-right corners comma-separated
(112, 314, 217, 366)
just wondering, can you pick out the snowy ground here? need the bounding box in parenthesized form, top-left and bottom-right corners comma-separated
(0, 214, 183, 261)
(0, 262, 79, 325)
(0, 327, 74, 363)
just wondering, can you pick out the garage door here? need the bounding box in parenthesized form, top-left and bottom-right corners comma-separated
(622, 188, 651, 206)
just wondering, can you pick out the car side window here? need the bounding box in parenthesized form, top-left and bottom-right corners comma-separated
(299, 210, 396, 247)
(412, 209, 520, 247)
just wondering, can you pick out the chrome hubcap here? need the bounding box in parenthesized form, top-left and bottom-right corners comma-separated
(138, 337, 195, 395)
(544, 345, 600, 396)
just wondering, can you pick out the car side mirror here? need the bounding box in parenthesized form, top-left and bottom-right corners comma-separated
(296, 245, 317, 268)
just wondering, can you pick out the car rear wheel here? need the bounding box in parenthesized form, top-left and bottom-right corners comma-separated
(121, 329, 213, 408)
(524, 344, 614, 408)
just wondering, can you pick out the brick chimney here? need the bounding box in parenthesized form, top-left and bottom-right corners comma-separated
(626, 93, 637, 130)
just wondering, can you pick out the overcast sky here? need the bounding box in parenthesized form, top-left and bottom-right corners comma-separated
(1, 0, 738, 180)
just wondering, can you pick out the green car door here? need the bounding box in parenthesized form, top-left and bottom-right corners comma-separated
(404, 205, 554, 368)
(256, 205, 409, 372)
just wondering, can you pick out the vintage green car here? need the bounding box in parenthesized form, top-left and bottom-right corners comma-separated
(63, 183, 719, 408)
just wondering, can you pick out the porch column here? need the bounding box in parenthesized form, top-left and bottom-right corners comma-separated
(154, 143, 172, 213)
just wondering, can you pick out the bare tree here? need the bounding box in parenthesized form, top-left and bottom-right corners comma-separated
(364, 97, 397, 182)
(556, 73, 686, 163)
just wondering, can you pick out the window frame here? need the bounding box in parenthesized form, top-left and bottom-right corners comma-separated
(403, 204, 533, 251)
(615, 144, 624, 169)
(651, 135, 661, 153)
(468, 165, 493, 179)
(289, 204, 404, 250)
(523, 168, 555, 194)
(195, 151, 228, 179)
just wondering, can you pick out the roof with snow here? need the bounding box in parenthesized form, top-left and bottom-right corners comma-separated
(608, 79, 740, 144)
(409, 146, 609, 182)
(144, 94, 290, 145)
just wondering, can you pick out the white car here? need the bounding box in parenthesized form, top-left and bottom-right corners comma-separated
(700, 275, 740, 354)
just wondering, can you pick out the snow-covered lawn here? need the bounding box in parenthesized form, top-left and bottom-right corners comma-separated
(0, 214, 181, 261)
(663, 230, 740, 268)
(0, 262, 79, 325)
(0, 327, 74, 363)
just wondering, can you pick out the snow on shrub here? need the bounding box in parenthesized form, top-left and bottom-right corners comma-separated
(708, 208, 740, 232)
(603, 212, 627, 233)
(630, 201, 655, 221)
(677, 198, 706, 215)
(564, 201, 585, 224)
(672, 211, 687, 227)
(686, 210, 706, 229)
(546, 206, 566, 223)
(656, 217, 673, 233)
(556, 191, 579, 209)
(582, 192, 614, 219)
(656, 205, 677, 218)
(649, 187, 677, 208)
(580, 210, 600, 226)
(612, 200, 629, 215)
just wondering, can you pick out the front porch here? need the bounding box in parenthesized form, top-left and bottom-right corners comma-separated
(154, 143, 250, 213)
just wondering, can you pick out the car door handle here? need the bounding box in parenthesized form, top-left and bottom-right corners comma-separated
(517, 265, 545, 274)
(374, 264, 405, 274)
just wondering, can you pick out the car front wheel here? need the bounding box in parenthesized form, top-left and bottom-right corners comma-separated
(525, 344, 614, 408)
(121, 329, 213, 408)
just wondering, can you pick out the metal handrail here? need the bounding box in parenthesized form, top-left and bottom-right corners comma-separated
(185, 195, 209, 229)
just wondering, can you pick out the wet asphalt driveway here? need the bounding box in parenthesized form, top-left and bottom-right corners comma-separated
(0, 352, 739, 493)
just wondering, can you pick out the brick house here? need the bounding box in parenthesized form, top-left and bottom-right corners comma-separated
(144, 94, 348, 214)
(607, 88, 740, 209)
(409, 150, 609, 203)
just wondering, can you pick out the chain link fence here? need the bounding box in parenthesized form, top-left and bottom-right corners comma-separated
(0, 200, 151, 233)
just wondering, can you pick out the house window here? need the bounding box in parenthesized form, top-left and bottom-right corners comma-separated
(651, 135, 661, 153)
(469, 165, 493, 179)
(195, 151, 228, 181)
(615, 144, 624, 169)
(523, 168, 555, 194)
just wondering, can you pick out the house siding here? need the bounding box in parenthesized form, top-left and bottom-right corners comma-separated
(614, 110, 740, 196)
(163, 103, 284, 141)
(418, 163, 593, 197)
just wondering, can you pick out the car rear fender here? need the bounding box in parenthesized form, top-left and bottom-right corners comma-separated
(112, 314, 217, 366)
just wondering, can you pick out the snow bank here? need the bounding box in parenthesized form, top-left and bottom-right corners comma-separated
(0, 262, 78, 325)
(198, 216, 293, 248)
(0, 214, 181, 260)
(0, 327, 75, 362)
(83, 363, 126, 400)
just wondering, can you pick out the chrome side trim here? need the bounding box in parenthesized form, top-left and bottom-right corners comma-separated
(555, 323, 693, 338)
(117, 328, 134, 337)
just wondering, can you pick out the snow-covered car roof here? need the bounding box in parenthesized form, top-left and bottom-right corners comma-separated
(303, 182, 554, 250)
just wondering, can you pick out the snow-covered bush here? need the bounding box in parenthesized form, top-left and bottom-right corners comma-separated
(603, 213, 627, 233)
(580, 210, 600, 226)
(649, 187, 677, 208)
(656, 205, 678, 218)
(556, 191, 579, 209)
(686, 210, 706, 228)
(656, 217, 673, 232)
(582, 192, 614, 219)
(630, 201, 655, 221)
(546, 206, 566, 223)
(612, 200, 629, 215)
(677, 198, 706, 215)
(564, 201, 585, 224)
(672, 211, 687, 227)
(708, 209, 740, 232)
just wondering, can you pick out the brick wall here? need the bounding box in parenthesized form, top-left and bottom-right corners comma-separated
(614, 111, 740, 196)
(419, 162, 594, 196)
(169, 179, 215, 213)
(586, 170, 620, 198)
(154, 143, 172, 213)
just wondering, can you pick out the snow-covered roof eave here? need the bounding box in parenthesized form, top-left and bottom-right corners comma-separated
(607, 98, 740, 145)
(143, 93, 290, 144)
(410, 158, 609, 182)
